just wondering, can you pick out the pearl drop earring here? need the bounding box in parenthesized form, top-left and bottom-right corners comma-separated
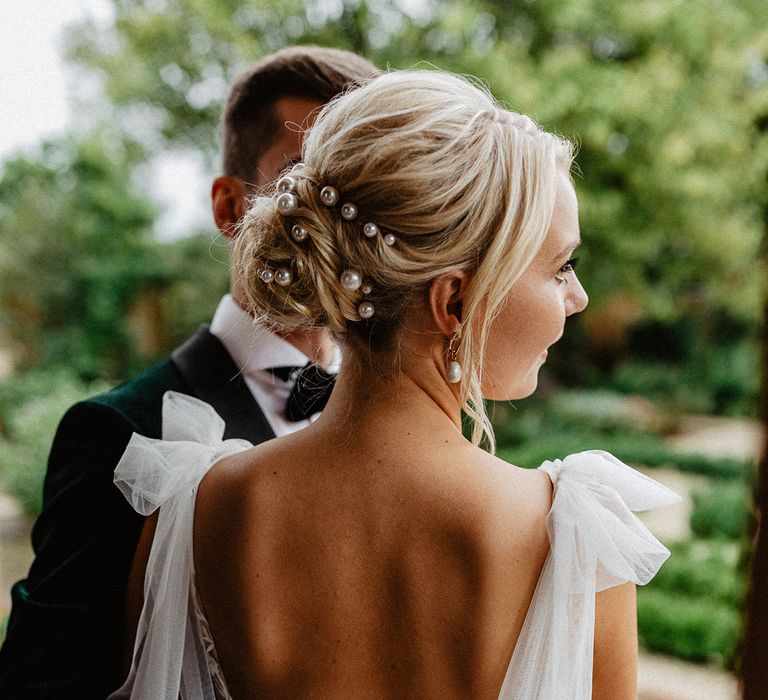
(446, 331, 462, 384)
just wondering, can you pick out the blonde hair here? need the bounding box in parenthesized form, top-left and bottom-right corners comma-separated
(234, 70, 574, 451)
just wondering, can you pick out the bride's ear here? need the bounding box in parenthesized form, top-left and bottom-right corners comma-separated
(428, 270, 470, 336)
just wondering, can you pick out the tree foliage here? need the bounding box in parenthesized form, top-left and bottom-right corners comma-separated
(65, 0, 768, 330)
(0, 136, 162, 377)
(1, 0, 765, 404)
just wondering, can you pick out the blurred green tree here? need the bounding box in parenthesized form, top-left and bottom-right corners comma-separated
(158, 231, 230, 345)
(0, 136, 163, 378)
(65, 0, 767, 325)
(0, 0, 760, 408)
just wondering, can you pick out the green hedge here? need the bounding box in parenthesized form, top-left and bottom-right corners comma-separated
(690, 481, 750, 540)
(493, 389, 752, 479)
(637, 539, 744, 666)
(637, 588, 740, 666)
(498, 434, 749, 479)
(649, 540, 744, 607)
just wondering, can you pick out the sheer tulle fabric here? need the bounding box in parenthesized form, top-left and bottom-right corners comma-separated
(108, 392, 251, 700)
(498, 451, 679, 699)
(110, 392, 679, 699)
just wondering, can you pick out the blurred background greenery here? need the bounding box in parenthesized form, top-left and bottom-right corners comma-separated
(1, 0, 767, 674)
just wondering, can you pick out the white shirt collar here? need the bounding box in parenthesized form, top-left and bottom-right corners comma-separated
(208, 295, 310, 377)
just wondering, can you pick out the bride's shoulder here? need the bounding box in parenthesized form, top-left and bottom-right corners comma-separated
(196, 439, 276, 510)
(193, 442, 281, 580)
(194, 433, 312, 534)
(478, 449, 553, 509)
(453, 448, 553, 550)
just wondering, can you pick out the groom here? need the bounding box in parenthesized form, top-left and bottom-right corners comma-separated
(0, 46, 377, 698)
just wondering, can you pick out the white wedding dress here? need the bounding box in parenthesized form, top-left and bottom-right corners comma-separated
(108, 392, 679, 699)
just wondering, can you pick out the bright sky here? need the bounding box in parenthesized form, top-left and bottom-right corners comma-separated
(0, 0, 111, 157)
(0, 0, 210, 239)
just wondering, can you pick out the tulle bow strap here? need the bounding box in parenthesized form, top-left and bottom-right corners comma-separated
(109, 392, 250, 700)
(114, 391, 253, 516)
(498, 450, 680, 700)
(539, 449, 680, 591)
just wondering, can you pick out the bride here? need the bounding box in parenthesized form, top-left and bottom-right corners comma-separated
(111, 70, 678, 699)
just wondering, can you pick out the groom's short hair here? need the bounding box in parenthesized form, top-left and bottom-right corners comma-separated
(221, 46, 378, 183)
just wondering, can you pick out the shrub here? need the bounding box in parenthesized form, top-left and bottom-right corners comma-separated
(493, 389, 751, 478)
(608, 332, 759, 418)
(545, 390, 650, 433)
(497, 433, 750, 479)
(690, 480, 751, 540)
(636, 538, 745, 667)
(637, 588, 741, 666)
(649, 540, 744, 607)
(0, 368, 84, 432)
(610, 360, 708, 412)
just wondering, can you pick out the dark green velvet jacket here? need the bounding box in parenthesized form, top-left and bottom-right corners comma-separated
(0, 326, 276, 699)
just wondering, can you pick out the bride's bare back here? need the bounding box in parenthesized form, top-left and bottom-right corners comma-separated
(194, 405, 552, 699)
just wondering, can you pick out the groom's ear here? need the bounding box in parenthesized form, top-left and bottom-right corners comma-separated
(211, 176, 247, 239)
(427, 270, 469, 336)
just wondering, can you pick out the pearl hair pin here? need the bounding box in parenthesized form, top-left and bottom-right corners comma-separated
(358, 301, 375, 319)
(341, 203, 358, 220)
(276, 192, 298, 215)
(340, 269, 363, 291)
(363, 222, 379, 238)
(275, 268, 293, 286)
(320, 186, 339, 206)
(276, 175, 295, 193)
(291, 224, 308, 242)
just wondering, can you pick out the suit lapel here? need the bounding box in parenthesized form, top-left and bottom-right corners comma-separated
(171, 325, 276, 444)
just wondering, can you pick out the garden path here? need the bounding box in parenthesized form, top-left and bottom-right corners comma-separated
(637, 650, 738, 700)
(667, 415, 764, 463)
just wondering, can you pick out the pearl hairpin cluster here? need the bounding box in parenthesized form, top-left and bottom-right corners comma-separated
(317, 184, 396, 246)
(339, 269, 375, 319)
(261, 173, 389, 320)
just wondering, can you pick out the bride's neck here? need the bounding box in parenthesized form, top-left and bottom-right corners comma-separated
(315, 347, 465, 442)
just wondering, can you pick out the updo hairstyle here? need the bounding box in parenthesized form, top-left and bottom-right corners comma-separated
(234, 70, 574, 449)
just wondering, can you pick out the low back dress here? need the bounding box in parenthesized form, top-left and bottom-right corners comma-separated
(108, 392, 679, 699)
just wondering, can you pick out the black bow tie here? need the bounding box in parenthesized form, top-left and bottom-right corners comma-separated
(269, 363, 336, 422)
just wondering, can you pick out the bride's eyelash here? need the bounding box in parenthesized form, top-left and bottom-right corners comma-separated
(558, 257, 580, 275)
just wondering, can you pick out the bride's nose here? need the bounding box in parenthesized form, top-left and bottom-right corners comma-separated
(566, 275, 588, 316)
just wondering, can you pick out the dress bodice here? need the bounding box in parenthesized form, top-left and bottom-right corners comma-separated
(109, 392, 679, 699)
